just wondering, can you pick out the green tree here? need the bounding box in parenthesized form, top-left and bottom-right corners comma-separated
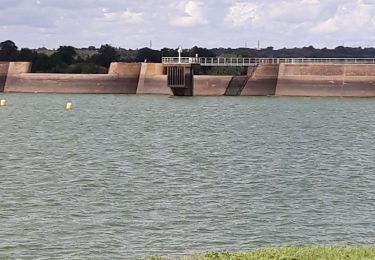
(17, 48, 34, 61)
(31, 53, 55, 72)
(54, 46, 77, 65)
(135, 48, 161, 62)
(189, 46, 215, 57)
(91, 44, 119, 67)
(161, 48, 178, 57)
(0, 40, 18, 61)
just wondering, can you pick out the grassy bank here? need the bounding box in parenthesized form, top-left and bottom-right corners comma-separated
(147, 247, 375, 260)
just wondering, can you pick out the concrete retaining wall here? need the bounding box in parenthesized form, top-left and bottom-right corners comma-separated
(5, 74, 139, 94)
(0, 62, 10, 92)
(276, 64, 375, 97)
(4, 62, 141, 94)
(241, 64, 279, 96)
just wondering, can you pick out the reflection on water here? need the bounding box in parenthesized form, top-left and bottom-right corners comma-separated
(0, 94, 374, 258)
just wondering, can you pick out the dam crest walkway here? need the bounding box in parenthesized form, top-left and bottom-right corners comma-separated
(162, 57, 375, 66)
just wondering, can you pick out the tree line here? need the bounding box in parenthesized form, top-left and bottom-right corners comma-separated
(0, 40, 120, 73)
(1, 40, 375, 74)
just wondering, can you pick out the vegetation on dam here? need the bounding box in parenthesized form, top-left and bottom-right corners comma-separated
(146, 247, 375, 260)
(2, 40, 375, 74)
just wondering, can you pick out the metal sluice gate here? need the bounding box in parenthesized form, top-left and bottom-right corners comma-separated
(167, 66, 186, 88)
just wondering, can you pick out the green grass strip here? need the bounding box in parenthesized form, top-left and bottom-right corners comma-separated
(147, 246, 375, 260)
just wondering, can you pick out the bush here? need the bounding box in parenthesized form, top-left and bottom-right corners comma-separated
(64, 63, 108, 74)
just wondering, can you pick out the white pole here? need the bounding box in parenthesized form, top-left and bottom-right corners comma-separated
(178, 46, 182, 64)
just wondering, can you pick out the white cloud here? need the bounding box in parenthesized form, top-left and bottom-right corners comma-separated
(311, 1, 375, 34)
(268, 0, 321, 24)
(1, 0, 375, 49)
(121, 9, 144, 24)
(170, 1, 208, 27)
(102, 8, 144, 24)
(225, 2, 259, 28)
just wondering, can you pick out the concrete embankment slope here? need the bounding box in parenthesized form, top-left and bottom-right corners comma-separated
(0, 62, 10, 92)
(4, 62, 141, 94)
(136, 63, 171, 95)
(276, 64, 375, 97)
(241, 64, 279, 96)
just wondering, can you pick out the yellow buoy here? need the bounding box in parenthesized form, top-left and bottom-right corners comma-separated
(0, 99, 6, 107)
(66, 102, 73, 110)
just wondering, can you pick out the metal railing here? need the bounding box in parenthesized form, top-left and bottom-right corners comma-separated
(162, 57, 375, 66)
(162, 57, 200, 64)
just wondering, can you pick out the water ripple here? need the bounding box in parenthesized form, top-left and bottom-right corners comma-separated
(0, 95, 374, 258)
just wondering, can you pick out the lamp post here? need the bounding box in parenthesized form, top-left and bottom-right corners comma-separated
(178, 46, 182, 64)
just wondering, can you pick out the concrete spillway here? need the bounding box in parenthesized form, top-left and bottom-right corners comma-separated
(1, 61, 375, 97)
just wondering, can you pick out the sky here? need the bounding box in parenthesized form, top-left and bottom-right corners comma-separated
(1, 0, 375, 49)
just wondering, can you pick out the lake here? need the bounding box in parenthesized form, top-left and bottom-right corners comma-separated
(0, 94, 374, 259)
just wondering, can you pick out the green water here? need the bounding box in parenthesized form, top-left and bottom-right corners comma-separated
(0, 94, 374, 258)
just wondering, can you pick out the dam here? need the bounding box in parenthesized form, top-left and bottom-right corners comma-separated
(1, 58, 375, 97)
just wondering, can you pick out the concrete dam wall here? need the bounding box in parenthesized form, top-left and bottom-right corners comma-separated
(1, 62, 375, 97)
(276, 64, 375, 97)
(4, 62, 141, 94)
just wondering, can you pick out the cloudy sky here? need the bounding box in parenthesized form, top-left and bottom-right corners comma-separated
(1, 0, 375, 49)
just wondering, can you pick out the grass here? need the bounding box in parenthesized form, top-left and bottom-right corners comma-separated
(146, 246, 375, 260)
